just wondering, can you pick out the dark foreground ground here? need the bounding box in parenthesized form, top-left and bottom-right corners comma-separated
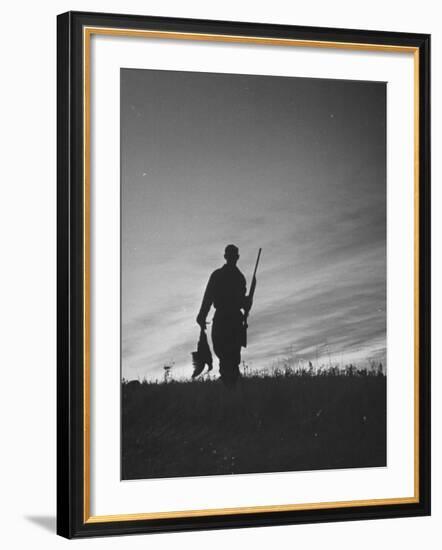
(122, 373, 386, 480)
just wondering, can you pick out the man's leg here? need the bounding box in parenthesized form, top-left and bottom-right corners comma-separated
(219, 354, 241, 388)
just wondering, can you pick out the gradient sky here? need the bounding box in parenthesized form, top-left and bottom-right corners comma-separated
(121, 68, 386, 382)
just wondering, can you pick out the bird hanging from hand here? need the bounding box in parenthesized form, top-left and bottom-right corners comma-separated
(191, 328, 213, 378)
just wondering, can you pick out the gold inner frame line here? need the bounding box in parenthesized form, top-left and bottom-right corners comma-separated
(82, 26, 420, 524)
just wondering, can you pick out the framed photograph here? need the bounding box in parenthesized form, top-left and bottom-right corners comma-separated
(57, 11, 431, 538)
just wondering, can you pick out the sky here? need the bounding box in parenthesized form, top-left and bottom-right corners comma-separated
(121, 68, 386, 382)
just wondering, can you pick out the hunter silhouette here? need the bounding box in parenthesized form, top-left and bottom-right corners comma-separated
(196, 245, 251, 387)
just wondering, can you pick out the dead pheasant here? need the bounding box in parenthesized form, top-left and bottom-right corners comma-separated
(191, 329, 213, 378)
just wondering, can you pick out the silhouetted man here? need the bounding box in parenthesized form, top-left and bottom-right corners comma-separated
(197, 245, 250, 387)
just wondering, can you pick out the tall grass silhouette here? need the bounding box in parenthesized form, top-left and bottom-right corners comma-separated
(122, 365, 386, 480)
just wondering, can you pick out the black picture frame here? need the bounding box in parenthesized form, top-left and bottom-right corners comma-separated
(57, 10, 431, 539)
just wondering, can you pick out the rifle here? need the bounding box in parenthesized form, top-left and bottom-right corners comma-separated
(242, 248, 262, 348)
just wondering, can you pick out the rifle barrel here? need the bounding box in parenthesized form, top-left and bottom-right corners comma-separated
(252, 248, 262, 281)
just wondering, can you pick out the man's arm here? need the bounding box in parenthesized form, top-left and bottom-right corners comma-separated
(196, 273, 215, 329)
(241, 274, 251, 313)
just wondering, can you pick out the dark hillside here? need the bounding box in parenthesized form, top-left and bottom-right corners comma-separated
(122, 372, 386, 480)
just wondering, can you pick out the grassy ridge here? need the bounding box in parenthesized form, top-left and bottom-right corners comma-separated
(122, 374, 386, 480)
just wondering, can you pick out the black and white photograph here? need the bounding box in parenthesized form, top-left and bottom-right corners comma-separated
(120, 68, 387, 481)
(52, 8, 431, 540)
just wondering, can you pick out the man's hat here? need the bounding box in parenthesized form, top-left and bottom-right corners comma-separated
(225, 244, 239, 256)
